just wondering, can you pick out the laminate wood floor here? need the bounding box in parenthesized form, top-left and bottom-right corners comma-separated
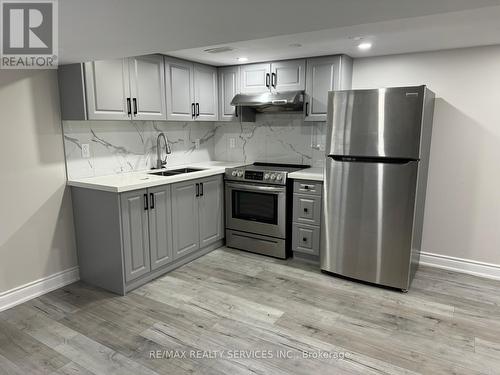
(1, 247, 500, 375)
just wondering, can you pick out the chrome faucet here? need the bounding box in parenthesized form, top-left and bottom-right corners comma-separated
(156, 132, 172, 169)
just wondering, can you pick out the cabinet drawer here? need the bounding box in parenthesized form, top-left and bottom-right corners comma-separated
(292, 223, 320, 256)
(293, 193, 321, 225)
(293, 180, 322, 195)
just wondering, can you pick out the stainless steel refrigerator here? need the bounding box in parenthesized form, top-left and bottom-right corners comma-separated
(321, 86, 435, 291)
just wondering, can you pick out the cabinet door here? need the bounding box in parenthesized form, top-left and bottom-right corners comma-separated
(171, 180, 200, 259)
(120, 190, 151, 282)
(148, 185, 173, 270)
(84, 59, 131, 120)
(304, 56, 340, 122)
(218, 66, 240, 121)
(271, 59, 305, 92)
(194, 64, 218, 121)
(240, 63, 271, 94)
(164, 57, 195, 121)
(128, 55, 167, 121)
(199, 176, 223, 248)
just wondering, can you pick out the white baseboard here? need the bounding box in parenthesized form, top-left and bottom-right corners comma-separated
(420, 252, 500, 281)
(0, 267, 80, 312)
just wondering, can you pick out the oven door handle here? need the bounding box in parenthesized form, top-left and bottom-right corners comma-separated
(226, 183, 285, 193)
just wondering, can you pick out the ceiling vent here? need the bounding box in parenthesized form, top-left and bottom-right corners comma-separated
(204, 46, 235, 54)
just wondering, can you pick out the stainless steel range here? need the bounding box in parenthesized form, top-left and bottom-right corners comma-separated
(225, 162, 309, 259)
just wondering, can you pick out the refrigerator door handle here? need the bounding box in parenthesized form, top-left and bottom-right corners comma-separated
(328, 155, 417, 164)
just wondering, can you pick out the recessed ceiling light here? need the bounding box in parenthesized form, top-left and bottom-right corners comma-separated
(358, 42, 372, 51)
(237, 57, 248, 62)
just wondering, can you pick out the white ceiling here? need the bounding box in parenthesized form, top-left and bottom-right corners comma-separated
(59, 0, 500, 65)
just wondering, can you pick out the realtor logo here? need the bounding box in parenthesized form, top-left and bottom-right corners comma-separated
(0, 0, 58, 69)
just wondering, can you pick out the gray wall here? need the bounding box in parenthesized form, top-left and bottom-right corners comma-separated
(352, 45, 500, 266)
(0, 70, 78, 293)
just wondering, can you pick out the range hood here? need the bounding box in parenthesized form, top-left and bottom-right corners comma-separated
(231, 91, 304, 113)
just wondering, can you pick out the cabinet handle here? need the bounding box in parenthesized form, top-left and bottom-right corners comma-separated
(265, 73, 270, 88)
(150, 193, 155, 209)
(271, 72, 277, 88)
(303, 237, 307, 242)
(195, 183, 199, 197)
(305, 102, 309, 116)
(127, 98, 132, 116)
(196, 103, 200, 117)
(200, 183, 204, 197)
(144, 194, 148, 211)
(133, 98, 138, 116)
(191, 103, 195, 118)
(304, 185, 310, 190)
(304, 208, 308, 213)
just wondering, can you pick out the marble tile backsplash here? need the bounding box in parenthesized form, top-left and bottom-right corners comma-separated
(62, 113, 326, 179)
(63, 120, 217, 179)
(214, 113, 326, 167)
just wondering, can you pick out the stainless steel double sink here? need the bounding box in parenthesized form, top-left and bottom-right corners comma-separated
(149, 167, 205, 177)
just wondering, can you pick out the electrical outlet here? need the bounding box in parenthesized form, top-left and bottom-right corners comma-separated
(229, 138, 236, 149)
(81, 144, 90, 158)
(195, 139, 200, 149)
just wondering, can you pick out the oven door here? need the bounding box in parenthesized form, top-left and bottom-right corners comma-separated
(225, 181, 286, 238)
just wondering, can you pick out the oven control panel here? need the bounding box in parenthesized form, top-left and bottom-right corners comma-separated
(225, 168, 286, 185)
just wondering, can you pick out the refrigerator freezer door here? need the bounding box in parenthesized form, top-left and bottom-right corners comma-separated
(321, 157, 418, 289)
(326, 86, 425, 159)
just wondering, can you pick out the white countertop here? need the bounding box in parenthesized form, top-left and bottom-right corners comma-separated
(288, 167, 324, 182)
(67, 161, 245, 193)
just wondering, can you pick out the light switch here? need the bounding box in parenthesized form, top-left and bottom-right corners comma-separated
(229, 138, 236, 149)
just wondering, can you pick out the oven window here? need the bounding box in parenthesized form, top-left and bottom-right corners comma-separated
(232, 190, 278, 224)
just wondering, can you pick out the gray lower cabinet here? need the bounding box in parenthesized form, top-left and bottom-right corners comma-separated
(171, 175, 224, 258)
(171, 180, 200, 258)
(148, 185, 173, 270)
(71, 174, 224, 295)
(292, 223, 321, 256)
(121, 190, 151, 282)
(292, 180, 323, 261)
(199, 176, 224, 247)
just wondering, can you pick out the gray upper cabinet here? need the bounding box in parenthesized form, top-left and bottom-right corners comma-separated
(194, 63, 218, 121)
(164, 57, 195, 121)
(240, 63, 271, 94)
(148, 185, 173, 270)
(271, 59, 305, 92)
(120, 189, 151, 282)
(164, 56, 218, 122)
(84, 59, 131, 120)
(59, 55, 166, 121)
(240, 60, 305, 94)
(199, 176, 224, 247)
(304, 55, 352, 122)
(128, 55, 167, 121)
(218, 66, 240, 121)
(171, 180, 200, 259)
